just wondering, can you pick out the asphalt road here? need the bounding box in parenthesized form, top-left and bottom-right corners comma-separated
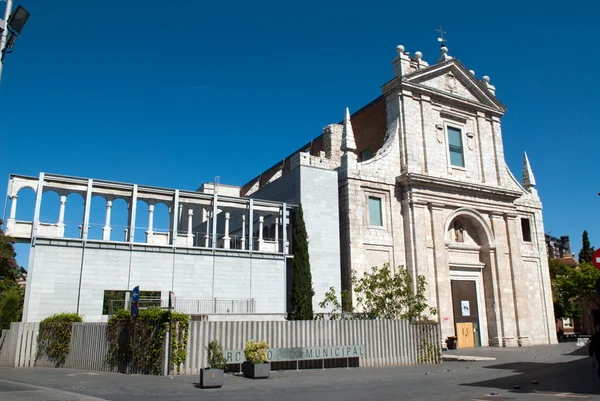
(0, 343, 598, 401)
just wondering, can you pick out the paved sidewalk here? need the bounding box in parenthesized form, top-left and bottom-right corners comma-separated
(0, 343, 597, 401)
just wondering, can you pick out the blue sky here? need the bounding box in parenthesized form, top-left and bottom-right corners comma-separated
(1, 0, 598, 267)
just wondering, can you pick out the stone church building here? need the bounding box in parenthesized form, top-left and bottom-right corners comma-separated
(241, 43, 556, 347)
(5, 43, 556, 348)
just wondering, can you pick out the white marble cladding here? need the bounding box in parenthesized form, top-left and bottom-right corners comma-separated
(259, 49, 555, 347)
(23, 240, 286, 322)
(6, 173, 292, 255)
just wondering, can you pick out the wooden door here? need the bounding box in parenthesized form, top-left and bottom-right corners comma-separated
(456, 322, 475, 348)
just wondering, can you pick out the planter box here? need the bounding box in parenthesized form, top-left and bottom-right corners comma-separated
(242, 361, 270, 379)
(200, 368, 224, 388)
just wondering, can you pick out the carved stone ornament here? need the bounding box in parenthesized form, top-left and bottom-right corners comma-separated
(454, 220, 464, 242)
(444, 74, 457, 94)
(436, 123, 444, 143)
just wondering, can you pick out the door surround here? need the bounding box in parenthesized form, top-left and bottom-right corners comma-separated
(449, 270, 489, 347)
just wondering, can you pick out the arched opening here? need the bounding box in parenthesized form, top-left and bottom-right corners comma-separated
(109, 198, 130, 242)
(226, 209, 246, 250)
(153, 202, 171, 235)
(63, 193, 85, 239)
(87, 195, 108, 241)
(39, 190, 61, 225)
(14, 187, 36, 222)
(134, 199, 150, 243)
(444, 209, 495, 349)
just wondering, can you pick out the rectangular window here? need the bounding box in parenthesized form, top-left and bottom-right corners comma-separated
(521, 218, 532, 242)
(368, 197, 383, 226)
(447, 126, 465, 167)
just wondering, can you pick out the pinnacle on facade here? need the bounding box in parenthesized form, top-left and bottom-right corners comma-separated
(522, 152, 536, 189)
(341, 107, 356, 152)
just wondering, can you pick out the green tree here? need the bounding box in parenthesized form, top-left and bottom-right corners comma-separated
(0, 289, 22, 329)
(352, 264, 436, 323)
(0, 219, 21, 281)
(579, 230, 595, 264)
(318, 264, 436, 323)
(575, 262, 600, 309)
(0, 220, 24, 327)
(549, 259, 582, 319)
(290, 204, 314, 320)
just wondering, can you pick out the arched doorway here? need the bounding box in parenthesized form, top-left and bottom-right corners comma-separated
(445, 209, 496, 348)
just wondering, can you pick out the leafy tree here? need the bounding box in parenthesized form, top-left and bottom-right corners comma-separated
(316, 286, 352, 320)
(549, 259, 582, 319)
(0, 220, 25, 327)
(0, 219, 21, 281)
(318, 264, 437, 323)
(290, 204, 314, 320)
(0, 289, 22, 329)
(575, 262, 600, 309)
(579, 230, 595, 264)
(353, 264, 436, 323)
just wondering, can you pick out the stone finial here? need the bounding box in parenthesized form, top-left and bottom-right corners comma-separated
(341, 107, 357, 152)
(522, 152, 537, 189)
(437, 44, 453, 63)
(481, 76, 496, 95)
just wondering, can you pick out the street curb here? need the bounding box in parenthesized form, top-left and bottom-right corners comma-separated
(442, 355, 496, 362)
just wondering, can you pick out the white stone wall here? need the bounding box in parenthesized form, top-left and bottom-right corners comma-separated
(298, 166, 342, 313)
(23, 240, 286, 322)
(336, 57, 556, 347)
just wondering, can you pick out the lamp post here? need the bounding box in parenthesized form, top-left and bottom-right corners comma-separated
(0, 1, 30, 85)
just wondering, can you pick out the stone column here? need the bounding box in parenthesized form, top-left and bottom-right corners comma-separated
(483, 247, 503, 346)
(204, 210, 210, 248)
(241, 214, 246, 250)
(490, 213, 518, 347)
(187, 209, 194, 247)
(258, 216, 264, 251)
(506, 214, 527, 345)
(102, 200, 112, 241)
(9, 195, 17, 220)
(146, 204, 155, 243)
(275, 217, 279, 251)
(6, 195, 17, 233)
(430, 204, 453, 340)
(223, 212, 231, 249)
(57, 196, 67, 237)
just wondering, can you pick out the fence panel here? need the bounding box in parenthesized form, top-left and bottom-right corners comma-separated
(179, 319, 441, 375)
(0, 319, 440, 375)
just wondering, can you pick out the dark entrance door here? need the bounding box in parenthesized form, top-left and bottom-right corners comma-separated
(451, 280, 480, 348)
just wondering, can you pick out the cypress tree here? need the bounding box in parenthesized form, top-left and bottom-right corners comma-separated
(290, 204, 314, 320)
(579, 230, 595, 264)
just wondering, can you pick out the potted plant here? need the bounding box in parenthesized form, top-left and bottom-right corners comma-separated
(200, 340, 227, 388)
(242, 339, 270, 379)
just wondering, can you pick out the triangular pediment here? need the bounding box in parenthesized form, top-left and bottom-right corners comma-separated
(404, 59, 506, 112)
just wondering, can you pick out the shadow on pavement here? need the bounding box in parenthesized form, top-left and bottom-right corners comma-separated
(461, 356, 600, 395)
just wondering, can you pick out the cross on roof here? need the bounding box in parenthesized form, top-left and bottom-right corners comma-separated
(437, 25, 447, 43)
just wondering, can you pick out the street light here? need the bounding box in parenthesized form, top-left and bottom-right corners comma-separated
(6, 5, 29, 34)
(0, 1, 30, 85)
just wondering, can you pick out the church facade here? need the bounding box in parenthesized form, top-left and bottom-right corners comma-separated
(242, 44, 556, 347)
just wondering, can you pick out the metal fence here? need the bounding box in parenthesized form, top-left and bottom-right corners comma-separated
(109, 298, 256, 315)
(179, 319, 442, 375)
(0, 319, 441, 374)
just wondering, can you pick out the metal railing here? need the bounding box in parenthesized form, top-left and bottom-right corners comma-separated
(109, 297, 256, 315)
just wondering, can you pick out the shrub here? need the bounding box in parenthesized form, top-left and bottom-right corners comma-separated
(36, 313, 83, 367)
(244, 339, 269, 364)
(206, 340, 227, 370)
(106, 308, 189, 375)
